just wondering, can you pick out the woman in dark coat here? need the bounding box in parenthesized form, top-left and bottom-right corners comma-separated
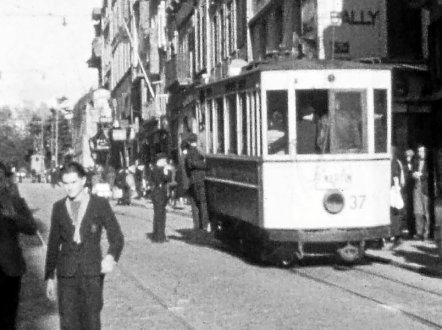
(0, 162, 37, 329)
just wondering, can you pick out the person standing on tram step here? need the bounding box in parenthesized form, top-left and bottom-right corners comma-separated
(412, 144, 430, 240)
(403, 148, 416, 238)
(182, 133, 210, 232)
(0, 162, 37, 330)
(45, 162, 124, 330)
(150, 153, 172, 243)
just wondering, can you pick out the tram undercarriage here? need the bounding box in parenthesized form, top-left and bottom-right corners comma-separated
(211, 214, 390, 267)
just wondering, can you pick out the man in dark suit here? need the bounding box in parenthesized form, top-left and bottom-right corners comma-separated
(45, 162, 124, 330)
(0, 162, 37, 330)
(182, 133, 209, 231)
(412, 145, 430, 240)
(150, 153, 172, 242)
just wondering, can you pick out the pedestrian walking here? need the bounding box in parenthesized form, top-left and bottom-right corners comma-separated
(115, 168, 131, 205)
(44, 162, 124, 330)
(403, 148, 416, 238)
(412, 144, 430, 240)
(150, 153, 172, 243)
(182, 133, 210, 231)
(0, 161, 37, 330)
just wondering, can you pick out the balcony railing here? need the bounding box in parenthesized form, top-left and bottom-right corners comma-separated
(165, 53, 194, 89)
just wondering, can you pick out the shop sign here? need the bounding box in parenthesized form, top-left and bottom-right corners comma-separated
(95, 138, 110, 151)
(112, 128, 127, 141)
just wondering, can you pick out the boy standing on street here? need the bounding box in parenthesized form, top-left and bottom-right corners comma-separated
(45, 162, 124, 330)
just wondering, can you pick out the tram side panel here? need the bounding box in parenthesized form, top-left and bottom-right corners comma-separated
(262, 160, 391, 232)
(205, 157, 262, 227)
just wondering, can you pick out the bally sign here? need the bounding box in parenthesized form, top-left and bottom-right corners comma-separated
(318, 0, 387, 60)
(341, 10, 380, 26)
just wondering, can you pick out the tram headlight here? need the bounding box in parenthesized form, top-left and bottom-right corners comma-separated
(323, 190, 345, 214)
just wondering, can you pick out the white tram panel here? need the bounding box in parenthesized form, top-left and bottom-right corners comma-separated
(260, 70, 392, 90)
(262, 160, 390, 230)
(261, 68, 391, 230)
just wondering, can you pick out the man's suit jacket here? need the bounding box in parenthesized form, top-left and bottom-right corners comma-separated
(0, 195, 37, 277)
(184, 147, 207, 187)
(44, 194, 124, 280)
(413, 158, 429, 196)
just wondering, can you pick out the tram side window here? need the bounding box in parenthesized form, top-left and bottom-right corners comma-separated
(216, 98, 225, 154)
(207, 100, 213, 153)
(374, 89, 388, 153)
(239, 93, 248, 155)
(227, 95, 238, 154)
(266, 91, 288, 155)
(296, 90, 329, 154)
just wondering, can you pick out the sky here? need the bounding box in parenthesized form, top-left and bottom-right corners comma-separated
(0, 0, 102, 107)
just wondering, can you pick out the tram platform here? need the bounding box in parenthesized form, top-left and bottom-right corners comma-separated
(365, 239, 442, 277)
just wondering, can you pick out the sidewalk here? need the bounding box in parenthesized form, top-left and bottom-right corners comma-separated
(365, 238, 442, 276)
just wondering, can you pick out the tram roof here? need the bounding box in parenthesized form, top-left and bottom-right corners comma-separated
(246, 59, 393, 72)
(198, 59, 392, 89)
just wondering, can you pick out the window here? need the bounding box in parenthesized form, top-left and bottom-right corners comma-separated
(330, 92, 367, 153)
(236, 0, 247, 48)
(266, 91, 288, 155)
(374, 89, 388, 153)
(227, 94, 237, 154)
(215, 98, 224, 153)
(274, 4, 284, 50)
(255, 91, 262, 156)
(226, 1, 235, 55)
(296, 90, 367, 154)
(296, 90, 329, 154)
(239, 93, 248, 155)
(202, 6, 207, 68)
(207, 99, 213, 153)
(220, 8, 225, 59)
(213, 15, 219, 65)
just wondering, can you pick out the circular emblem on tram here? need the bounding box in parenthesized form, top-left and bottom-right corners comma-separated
(323, 190, 345, 214)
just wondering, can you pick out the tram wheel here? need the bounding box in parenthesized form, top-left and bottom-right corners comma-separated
(336, 243, 365, 264)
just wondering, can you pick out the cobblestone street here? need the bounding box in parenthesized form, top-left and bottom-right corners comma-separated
(16, 183, 442, 330)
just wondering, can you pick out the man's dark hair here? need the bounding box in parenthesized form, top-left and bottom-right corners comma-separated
(60, 162, 87, 178)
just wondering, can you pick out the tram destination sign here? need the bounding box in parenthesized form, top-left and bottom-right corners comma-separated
(314, 166, 353, 190)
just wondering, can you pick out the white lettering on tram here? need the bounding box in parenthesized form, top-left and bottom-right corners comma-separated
(314, 167, 353, 190)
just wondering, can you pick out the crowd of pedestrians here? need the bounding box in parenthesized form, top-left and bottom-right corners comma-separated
(390, 144, 432, 246)
(72, 132, 210, 245)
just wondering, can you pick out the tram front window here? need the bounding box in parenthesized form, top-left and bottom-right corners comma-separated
(296, 90, 367, 154)
(266, 91, 289, 155)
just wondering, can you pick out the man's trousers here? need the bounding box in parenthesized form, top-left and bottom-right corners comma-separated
(57, 274, 104, 330)
(0, 269, 21, 330)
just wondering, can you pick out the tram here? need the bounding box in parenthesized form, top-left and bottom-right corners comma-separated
(198, 59, 392, 265)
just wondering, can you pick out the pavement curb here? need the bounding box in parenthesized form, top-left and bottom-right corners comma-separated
(112, 199, 193, 218)
(365, 252, 442, 277)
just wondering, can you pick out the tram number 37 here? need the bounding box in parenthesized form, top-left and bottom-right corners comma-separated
(349, 195, 366, 209)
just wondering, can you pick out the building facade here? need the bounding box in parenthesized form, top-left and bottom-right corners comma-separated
(87, 0, 436, 170)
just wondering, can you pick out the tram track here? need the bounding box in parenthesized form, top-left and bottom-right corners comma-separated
(289, 266, 442, 330)
(352, 266, 442, 299)
(114, 205, 442, 328)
